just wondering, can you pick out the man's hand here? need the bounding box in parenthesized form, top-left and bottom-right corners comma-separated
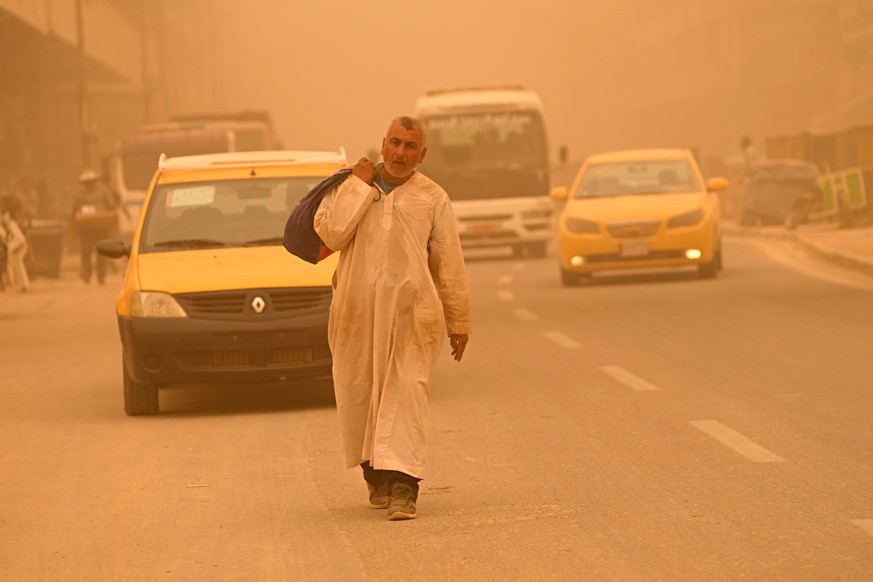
(351, 157, 376, 185)
(449, 334, 468, 362)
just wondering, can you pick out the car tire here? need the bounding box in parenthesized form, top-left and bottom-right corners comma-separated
(698, 247, 721, 279)
(123, 361, 159, 416)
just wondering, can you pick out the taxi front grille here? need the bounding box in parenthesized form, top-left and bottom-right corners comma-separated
(606, 220, 661, 238)
(176, 287, 332, 318)
(176, 346, 332, 370)
(178, 293, 247, 315)
(270, 289, 332, 312)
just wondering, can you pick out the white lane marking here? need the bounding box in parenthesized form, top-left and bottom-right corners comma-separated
(498, 275, 514, 285)
(543, 331, 582, 349)
(497, 290, 515, 302)
(690, 420, 785, 463)
(852, 520, 873, 536)
(511, 308, 538, 321)
(599, 365, 659, 391)
(512, 263, 526, 271)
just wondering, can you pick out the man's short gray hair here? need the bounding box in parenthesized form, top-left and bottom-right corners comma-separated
(387, 116, 428, 146)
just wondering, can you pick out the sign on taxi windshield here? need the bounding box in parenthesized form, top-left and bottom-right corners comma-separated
(166, 186, 216, 207)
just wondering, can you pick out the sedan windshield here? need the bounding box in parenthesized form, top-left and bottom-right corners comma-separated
(139, 176, 324, 252)
(574, 160, 701, 198)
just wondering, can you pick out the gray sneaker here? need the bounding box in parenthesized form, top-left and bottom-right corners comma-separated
(367, 482, 389, 509)
(387, 482, 418, 520)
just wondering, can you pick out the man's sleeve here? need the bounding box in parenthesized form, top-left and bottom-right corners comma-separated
(313, 176, 375, 252)
(427, 194, 473, 335)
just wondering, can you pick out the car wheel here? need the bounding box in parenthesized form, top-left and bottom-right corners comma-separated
(123, 361, 159, 416)
(698, 250, 720, 279)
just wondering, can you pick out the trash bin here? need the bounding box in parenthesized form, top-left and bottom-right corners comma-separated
(27, 219, 66, 279)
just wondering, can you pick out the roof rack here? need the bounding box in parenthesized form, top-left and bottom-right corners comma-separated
(158, 148, 347, 171)
(425, 84, 526, 96)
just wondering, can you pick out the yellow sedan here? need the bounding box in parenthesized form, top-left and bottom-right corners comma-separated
(552, 148, 728, 286)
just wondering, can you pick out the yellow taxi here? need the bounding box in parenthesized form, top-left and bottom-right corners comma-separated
(97, 150, 346, 415)
(552, 148, 728, 286)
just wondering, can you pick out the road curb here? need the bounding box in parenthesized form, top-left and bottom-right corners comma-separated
(796, 235, 873, 278)
(723, 223, 873, 279)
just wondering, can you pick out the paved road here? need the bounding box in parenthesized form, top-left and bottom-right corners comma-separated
(2, 237, 873, 581)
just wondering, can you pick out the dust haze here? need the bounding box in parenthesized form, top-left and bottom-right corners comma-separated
(3, 0, 869, 184)
(199, 0, 858, 167)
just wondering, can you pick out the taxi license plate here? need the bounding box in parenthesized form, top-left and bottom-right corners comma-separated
(472, 223, 498, 234)
(621, 240, 649, 257)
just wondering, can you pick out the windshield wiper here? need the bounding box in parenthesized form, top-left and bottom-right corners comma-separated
(152, 238, 226, 248)
(242, 236, 284, 246)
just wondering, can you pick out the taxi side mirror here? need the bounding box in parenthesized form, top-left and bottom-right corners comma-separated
(97, 239, 131, 259)
(706, 177, 729, 192)
(550, 186, 568, 201)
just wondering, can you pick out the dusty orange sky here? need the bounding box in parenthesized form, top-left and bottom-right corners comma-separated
(199, 0, 841, 165)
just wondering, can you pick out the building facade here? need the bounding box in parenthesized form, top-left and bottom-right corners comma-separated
(0, 0, 214, 203)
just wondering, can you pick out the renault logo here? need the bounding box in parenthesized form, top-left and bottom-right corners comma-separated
(251, 296, 266, 314)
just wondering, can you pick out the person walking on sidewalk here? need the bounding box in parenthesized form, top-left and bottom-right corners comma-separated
(72, 169, 121, 284)
(0, 195, 30, 292)
(314, 116, 473, 520)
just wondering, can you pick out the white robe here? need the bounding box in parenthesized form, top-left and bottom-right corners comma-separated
(314, 171, 472, 478)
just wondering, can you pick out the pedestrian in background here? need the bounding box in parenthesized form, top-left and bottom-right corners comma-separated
(1, 195, 30, 292)
(72, 169, 119, 285)
(739, 136, 761, 185)
(314, 116, 473, 521)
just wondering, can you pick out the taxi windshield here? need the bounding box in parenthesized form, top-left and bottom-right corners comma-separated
(574, 160, 701, 198)
(139, 176, 323, 252)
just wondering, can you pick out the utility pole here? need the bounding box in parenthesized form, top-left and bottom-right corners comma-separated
(75, 0, 91, 168)
(140, 0, 151, 123)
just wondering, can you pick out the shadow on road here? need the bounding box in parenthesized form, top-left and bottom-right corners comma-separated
(154, 377, 336, 418)
(568, 268, 716, 288)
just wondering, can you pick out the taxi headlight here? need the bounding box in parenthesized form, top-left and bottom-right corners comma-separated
(565, 217, 599, 234)
(129, 291, 188, 318)
(667, 208, 704, 228)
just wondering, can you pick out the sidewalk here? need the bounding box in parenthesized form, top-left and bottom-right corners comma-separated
(723, 220, 873, 278)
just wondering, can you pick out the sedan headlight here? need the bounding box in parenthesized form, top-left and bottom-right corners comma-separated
(565, 217, 600, 234)
(667, 208, 704, 229)
(129, 291, 188, 318)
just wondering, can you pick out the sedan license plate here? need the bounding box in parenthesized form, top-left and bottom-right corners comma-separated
(621, 240, 649, 257)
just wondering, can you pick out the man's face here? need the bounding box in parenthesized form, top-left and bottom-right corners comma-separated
(381, 123, 427, 180)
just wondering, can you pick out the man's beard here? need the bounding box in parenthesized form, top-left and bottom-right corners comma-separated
(385, 158, 417, 180)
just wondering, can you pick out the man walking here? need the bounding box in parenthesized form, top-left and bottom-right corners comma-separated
(72, 169, 120, 284)
(314, 116, 472, 520)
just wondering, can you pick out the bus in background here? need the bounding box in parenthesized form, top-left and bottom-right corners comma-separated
(414, 84, 556, 258)
(170, 110, 283, 150)
(112, 127, 235, 237)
